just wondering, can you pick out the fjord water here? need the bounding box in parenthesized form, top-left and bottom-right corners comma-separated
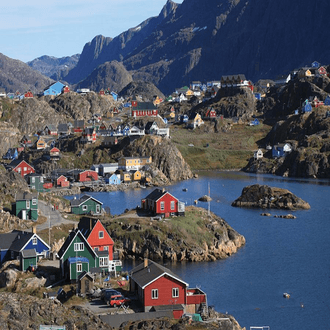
(70, 172, 330, 329)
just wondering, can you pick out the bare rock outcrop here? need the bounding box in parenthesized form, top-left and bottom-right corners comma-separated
(232, 184, 310, 210)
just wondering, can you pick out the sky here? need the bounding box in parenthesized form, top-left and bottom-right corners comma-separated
(0, 0, 183, 63)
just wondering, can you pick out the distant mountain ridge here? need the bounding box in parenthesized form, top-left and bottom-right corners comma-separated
(27, 54, 80, 81)
(62, 0, 330, 95)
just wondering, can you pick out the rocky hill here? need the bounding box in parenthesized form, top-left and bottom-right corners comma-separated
(0, 53, 53, 93)
(107, 206, 245, 262)
(118, 80, 165, 100)
(27, 54, 80, 81)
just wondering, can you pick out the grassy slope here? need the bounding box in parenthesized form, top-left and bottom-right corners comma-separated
(171, 121, 272, 170)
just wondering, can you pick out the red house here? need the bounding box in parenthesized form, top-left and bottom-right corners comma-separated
(129, 259, 207, 318)
(78, 170, 98, 182)
(24, 91, 33, 98)
(141, 188, 184, 217)
(78, 218, 114, 262)
(99, 90, 105, 96)
(131, 102, 158, 118)
(56, 175, 70, 188)
(62, 86, 70, 94)
(205, 108, 217, 119)
(50, 147, 60, 159)
(9, 159, 35, 177)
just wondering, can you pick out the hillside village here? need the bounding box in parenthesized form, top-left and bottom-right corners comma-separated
(0, 59, 330, 329)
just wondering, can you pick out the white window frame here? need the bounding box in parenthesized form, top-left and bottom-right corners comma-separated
(160, 201, 165, 211)
(99, 231, 104, 239)
(104, 246, 108, 251)
(172, 287, 179, 298)
(26, 201, 30, 209)
(77, 263, 82, 273)
(170, 201, 175, 210)
(151, 289, 158, 299)
(96, 205, 101, 213)
(82, 205, 88, 211)
(74, 243, 84, 251)
(32, 237, 37, 245)
(99, 257, 108, 267)
(32, 199, 37, 205)
(31, 177, 35, 183)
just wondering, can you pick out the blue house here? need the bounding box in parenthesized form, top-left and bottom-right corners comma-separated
(110, 91, 118, 101)
(249, 118, 260, 126)
(254, 93, 262, 101)
(105, 173, 121, 185)
(2, 148, 18, 160)
(301, 100, 312, 113)
(272, 143, 292, 158)
(43, 81, 65, 96)
(180, 114, 189, 123)
(311, 61, 320, 68)
(0, 230, 50, 271)
(324, 96, 330, 106)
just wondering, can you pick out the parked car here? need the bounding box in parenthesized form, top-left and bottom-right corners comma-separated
(101, 289, 121, 304)
(109, 294, 131, 308)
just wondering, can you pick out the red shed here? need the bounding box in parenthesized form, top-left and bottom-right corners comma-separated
(9, 159, 35, 177)
(78, 218, 114, 261)
(141, 188, 184, 217)
(205, 108, 217, 119)
(78, 170, 98, 182)
(62, 86, 70, 93)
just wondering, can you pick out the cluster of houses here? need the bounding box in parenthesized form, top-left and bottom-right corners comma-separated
(0, 183, 204, 319)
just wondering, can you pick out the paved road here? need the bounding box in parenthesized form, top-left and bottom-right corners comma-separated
(38, 200, 76, 231)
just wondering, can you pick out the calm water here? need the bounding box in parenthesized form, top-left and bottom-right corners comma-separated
(66, 172, 330, 330)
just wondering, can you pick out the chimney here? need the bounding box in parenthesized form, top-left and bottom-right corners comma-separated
(32, 226, 37, 234)
(144, 258, 148, 268)
(162, 188, 165, 193)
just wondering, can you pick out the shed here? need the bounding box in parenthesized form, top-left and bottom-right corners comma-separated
(20, 248, 37, 271)
(78, 271, 94, 294)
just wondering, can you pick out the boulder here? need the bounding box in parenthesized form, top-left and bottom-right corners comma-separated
(232, 184, 310, 210)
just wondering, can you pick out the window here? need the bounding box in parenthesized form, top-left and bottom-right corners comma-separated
(151, 289, 158, 299)
(24, 167, 27, 172)
(40, 177, 44, 183)
(32, 199, 37, 205)
(94, 247, 99, 252)
(104, 246, 109, 251)
(99, 231, 104, 239)
(32, 237, 37, 245)
(31, 177, 35, 183)
(160, 201, 165, 211)
(77, 263, 82, 273)
(82, 205, 88, 211)
(74, 243, 84, 251)
(96, 205, 101, 213)
(99, 257, 108, 267)
(26, 201, 30, 209)
(172, 288, 179, 298)
(170, 201, 175, 210)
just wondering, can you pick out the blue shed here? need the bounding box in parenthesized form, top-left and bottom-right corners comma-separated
(254, 93, 261, 101)
(105, 173, 121, 185)
(111, 92, 118, 101)
(324, 96, 330, 106)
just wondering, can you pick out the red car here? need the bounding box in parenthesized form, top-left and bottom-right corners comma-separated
(109, 295, 131, 308)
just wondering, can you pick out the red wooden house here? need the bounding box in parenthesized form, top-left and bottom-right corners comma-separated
(56, 175, 70, 188)
(141, 188, 184, 217)
(78, 218, 114, 261)
(129, 259, 207, 318)
(78, 170, 98, 182)
(99, 90, 105, 96)
(24, 91, 33, 98)
(131, 102, 158, 118)
(9, 159, 35, 177)
(62, 86, 70, 94)
(50, 147, 60, 159)
(81, 127, 96, 143)
(205, 108, 217, 119)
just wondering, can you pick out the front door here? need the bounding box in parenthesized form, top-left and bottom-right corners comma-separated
(22, 210, 26, 220)
(85, 279, 89, 293)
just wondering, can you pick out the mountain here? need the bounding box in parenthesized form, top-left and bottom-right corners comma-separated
(62, 0, 330, 95)
(27, 54, 80, 81)
(0, 53, 53, 93)
(63, 0, 179, 84)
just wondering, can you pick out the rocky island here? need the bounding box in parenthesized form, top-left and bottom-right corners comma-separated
(231, 184, 310, 210)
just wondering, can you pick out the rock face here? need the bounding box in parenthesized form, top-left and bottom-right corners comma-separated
(125, 135, 194, 183)
(232, 184, 310, 210)
(0, 292, 112, 330)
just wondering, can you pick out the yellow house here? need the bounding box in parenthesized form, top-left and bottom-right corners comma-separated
(120, 171, 131, 182)
(153, 96, 163, 106)
(185, 89, 194, 97)
(131, 170, 142, 181)
(36, 138, 47, 150)
(298, 68, 312, 79)
(119, 156, 152, 170)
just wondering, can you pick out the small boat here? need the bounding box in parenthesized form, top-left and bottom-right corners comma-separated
(182, 188, 188, 192)
(283, 292, 290, 299)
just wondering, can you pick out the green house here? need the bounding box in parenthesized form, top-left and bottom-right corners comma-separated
(58, 229, 107, 281)
(20, 249, 37, 271)
(70, 195, 103, 215)
(25, 173, 45, 192)
(15, 192, 38, 221)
